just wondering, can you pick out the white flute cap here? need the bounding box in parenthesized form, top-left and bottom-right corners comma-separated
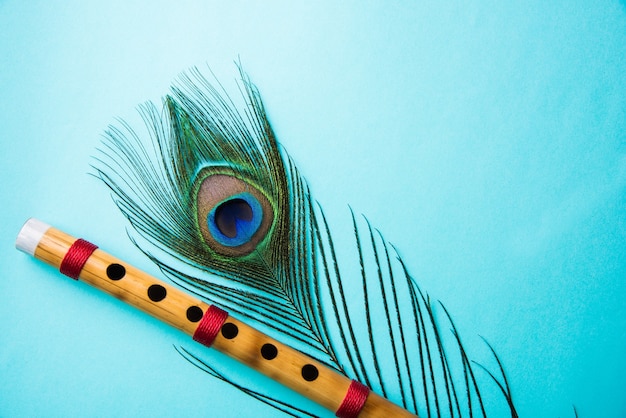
(16, 218, 51, 256)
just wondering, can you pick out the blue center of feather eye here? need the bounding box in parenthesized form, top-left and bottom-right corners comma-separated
(207, 192, 263, 247)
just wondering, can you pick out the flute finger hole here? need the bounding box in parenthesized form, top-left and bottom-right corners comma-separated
(186, 306, 203, 322)
(261, 343, 278, 360)
(147, 284, 167, 302)
(221, 322, 238, 339)
(106, 263, 126, 280)
(301, 364, 319, 382)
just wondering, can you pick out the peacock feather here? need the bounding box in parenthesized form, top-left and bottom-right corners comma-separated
(93, 65, 518, 417)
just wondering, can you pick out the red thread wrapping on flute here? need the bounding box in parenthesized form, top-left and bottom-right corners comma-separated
(336, 380, 370, 418)
(193, 305, 229, 347)
(59, 238, 98, 280)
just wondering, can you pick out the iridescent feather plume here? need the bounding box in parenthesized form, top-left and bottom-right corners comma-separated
(93, 65, 518, 417)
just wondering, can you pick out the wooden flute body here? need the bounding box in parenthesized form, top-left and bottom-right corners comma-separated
(15, 218, 416, 418)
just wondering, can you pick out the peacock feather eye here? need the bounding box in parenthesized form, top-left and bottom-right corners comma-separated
(195, 170, 273, 257)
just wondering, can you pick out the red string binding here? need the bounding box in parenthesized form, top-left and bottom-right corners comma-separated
(193, 305, 229, 347)
(59, 238, 98, 280)
(336, 380, 370, 418)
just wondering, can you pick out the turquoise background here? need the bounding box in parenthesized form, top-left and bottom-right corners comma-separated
(2, 1, 626, 417)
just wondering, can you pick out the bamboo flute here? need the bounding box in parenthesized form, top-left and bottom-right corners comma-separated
(16, 218, 416, 418)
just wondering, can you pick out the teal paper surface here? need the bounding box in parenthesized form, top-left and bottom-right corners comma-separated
(1, 1, 625, 417)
